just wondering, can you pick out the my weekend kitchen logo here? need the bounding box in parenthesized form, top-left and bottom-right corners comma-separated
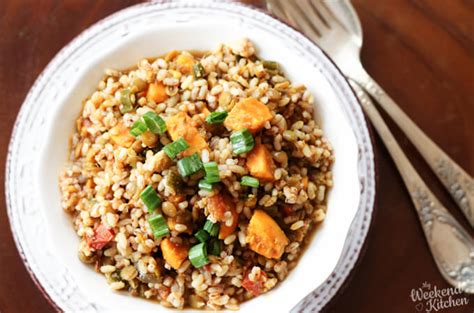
(410, 281, 470, 312)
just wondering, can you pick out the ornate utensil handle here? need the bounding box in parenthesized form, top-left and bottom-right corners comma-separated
(350, 80, 474, 293)
(354, 71, 474, 228)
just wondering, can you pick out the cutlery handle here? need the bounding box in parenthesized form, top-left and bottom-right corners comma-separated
(356, 71, 474, 228)
(350, 80, 474, 293)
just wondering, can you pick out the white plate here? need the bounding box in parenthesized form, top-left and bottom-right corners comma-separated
(5, 1, 376, 312)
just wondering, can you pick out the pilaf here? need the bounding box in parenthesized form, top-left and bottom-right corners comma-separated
(59, 38, 334, 310)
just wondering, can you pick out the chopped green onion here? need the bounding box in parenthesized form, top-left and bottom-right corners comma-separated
(119, 89, 135, 114)
(163, 137, 189, 159)
(142, 111, 167, 135)
(177, 153, 203, 177)
(203, 162, 220, 183)
(205, 111, 228, 124)
(198, 179, 214, 191)
(189, 242, 209, 268)
(240, 176, 260, 188)
(203, 220, 219, 237)
(262, 60, 279, 70)
(148, 214, 169, 239)
(230, 129, 255, 155)
(208, 239, 222, 256)
(130, 119, 148, 137)
(193, 63, 206, 78)
(140, 185, 162, 212)
(194, 229, 210, 243)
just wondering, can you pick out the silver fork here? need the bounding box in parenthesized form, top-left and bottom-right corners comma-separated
(267, 0, 474, 293)
(268, 0, 474, 228)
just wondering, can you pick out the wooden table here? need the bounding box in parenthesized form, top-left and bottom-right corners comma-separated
(0, 1, 472, 312)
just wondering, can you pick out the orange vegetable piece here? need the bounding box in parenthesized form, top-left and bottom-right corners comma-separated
(246, 210, 289, 259)
(165, 50, 180, 62)
(219, 208, 239, 240)
(147, 82, 168, 103)
(110, 122, 135, 148)
(242, 271, 267, 296)
(201, 107, 210, 117)
(166, 112, 188, 140)
(207, 193, 233, 221)
(207, 193, 239, 239)
(166, 112, 208, 156)
(224, 98, 273, 133)
(246, 144, 275, 181)
(182, 129, 208, 157)
(160, 238, 188, 270)
(87, 224, 115, 250)
(176, 53, 195, 74)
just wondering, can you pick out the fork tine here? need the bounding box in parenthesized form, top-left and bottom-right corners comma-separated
(272, 0, 302, 31)
(295, 0, 330, 34)
(267, 0, 292, 27)
(277, 0, 324, 43)
(309, 0, 345, 30)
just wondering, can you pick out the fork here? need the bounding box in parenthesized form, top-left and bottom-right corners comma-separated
(266, 0, 474, 293)
(267, 0, 474, 228)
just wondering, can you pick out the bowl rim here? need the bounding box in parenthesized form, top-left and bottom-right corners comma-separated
(4, 1, 377, 312)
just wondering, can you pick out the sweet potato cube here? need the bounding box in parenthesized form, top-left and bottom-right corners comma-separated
(182, 128, 208, 157)
(160, 238, 188, 270)
(207, 193, 232, 221)
(166, 112, 190, 140)
(219, 207, 239, 240)
(110, 122, 135, 148)
(246, 210, 289, 259)
(166, 112, 208, 156)
(147, 82, 168, 103)
(246, 144, 275, 181)
(207, 193, 239, 239)
(176, 53, 195, 74)
(201, 107, 210, 117)
(224, 98, 273, 133)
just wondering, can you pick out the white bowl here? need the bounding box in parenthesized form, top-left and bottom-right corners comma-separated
(5, 1, 376, 312)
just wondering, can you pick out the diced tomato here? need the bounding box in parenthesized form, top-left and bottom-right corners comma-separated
(283, 206, 294, 217)
(87, 223, 115, 250)
(158, 286, 170, 300)
(242, 271, 266, 296)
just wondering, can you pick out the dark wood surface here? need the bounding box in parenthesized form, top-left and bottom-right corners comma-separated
(0, 1, 472, 312)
